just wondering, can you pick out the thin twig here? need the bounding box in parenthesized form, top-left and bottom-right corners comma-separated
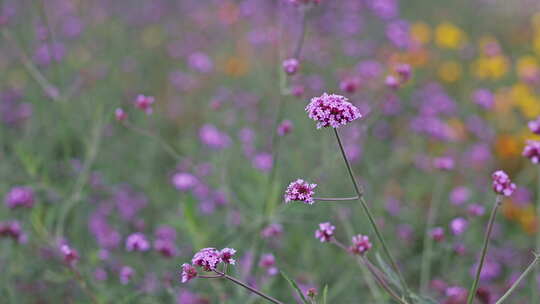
(213, 270, 284, 304)
(466, 195, 503, 304)
(495, 252, 540, 304)
(314, 196, 359, 201)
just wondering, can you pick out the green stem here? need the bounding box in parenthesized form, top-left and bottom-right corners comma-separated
(419, 176, 445, 293)
(466, 195, 503, 304)
(214, 270, 284, 304)
(333, 128, 410, 298)
(495, 253, 540, 304)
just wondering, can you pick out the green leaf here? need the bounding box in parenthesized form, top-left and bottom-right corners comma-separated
(281, 271, 309, 304)
(375, 253, 402, 290)
(322, 285, 328, 304)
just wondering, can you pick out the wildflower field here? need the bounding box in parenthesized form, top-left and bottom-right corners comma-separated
(4, 0, 540, 303)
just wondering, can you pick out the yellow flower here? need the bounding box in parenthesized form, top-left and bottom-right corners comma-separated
(472, 55, 508, 80)
(438, 60, 462, 83)
(435, 22, 465, 49)
(510, 83, 540, 118)
(410, 22, 431, 45)
(516, 56, 539, 81)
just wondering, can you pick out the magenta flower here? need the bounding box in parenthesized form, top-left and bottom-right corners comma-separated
(528, 116, 540, 134)
(284, 179, 317, 204)
(60, 244, 79, 265)
(154, 239, 177, 258)
(0, 220, 25, 243)
(385, 75, 400, 89)
(115, 108, 127, 121)
(277, 120, 294, 136)
(192, 248, 221, 271)
(491, 170, 516, 197)
(259, 253, 278, 276)
(305, 93, 362, 129)
(523, 140, 540, 164)
(433, 157, 455, 171)
(261, 223, 283, 238)
(119, 266, 135, 285)
(134, 94, 155, 115)
(181, 263, 198, 283)
(282, 58, 300, 75)
(219, 248, 236, 265)
(429, 227, 445, 242)
(125, 233, 150, 252)
(349, 234, 372, 255)
(339, 77, 360, 94)
(450, 217, 468, 236)
(315, 222, 335, 242)
(467, 204, 485, 217)
(5, 186, 35, 209)
(199, 124, 231, 150)
(172, 172, 198, 191)
(395, 63, 412, 82)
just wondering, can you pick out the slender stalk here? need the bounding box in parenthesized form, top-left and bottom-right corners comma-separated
(419, 176, 445, 293)
(123, 121, 182, 161)
(1, 29, 61, 102)
(213, 270, 284, 304)
(495, 253, 540, 304)
(333, 128, 409, 297)
(331, 239, 409, 304)
(71, 267, 100, 304)
(314, 196, 359, 201)
(466, 195, 503, 304)
(293, 7, 308, 59)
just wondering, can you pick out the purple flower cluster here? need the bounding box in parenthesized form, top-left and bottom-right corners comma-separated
(491, 170, 516, 197)
(0, 220, 26, 243)
(433, 156, 455, 171)
(125, 232, 150, 252)
(134, 94, 155, 115)
(181, 247, 237, 283)
(60, 244, 79, 265)
(523, 140, 540, 164)
(284, 179, 317, 204)
(4, 186, 35, 209)
(282, 58, 300, 75)
(349, 234, 372, 255)
(305, 93, 362, 129)
(315, 222, 335, 242)
(528, 116, 540, 134)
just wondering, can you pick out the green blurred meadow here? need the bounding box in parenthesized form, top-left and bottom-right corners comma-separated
(2, 0, 540, 303)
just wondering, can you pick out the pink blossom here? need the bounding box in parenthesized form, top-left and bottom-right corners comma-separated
(305, 93, 362, 129)
(349, 234, 372, 255)
(315, 222, 335, 242)
(492, 170, 516, 197)
(284, 179, 317, 204)
(523, 140, 540, 164)
(134, 94, 155, 115)
(181, 263, 198, 283)
(125, 233, 150, 252)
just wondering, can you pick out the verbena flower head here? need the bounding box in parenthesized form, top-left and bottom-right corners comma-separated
(261, 223, 283, 238)
(282, 58, 299, 75)
(467, 203, 485, 217)
(528, 116, 540, 134)
(277, 120, 294, 136)
(125, 232, 150, 252)
(450, 217, 468, 236)
(429, 227, 445, 242)
(315, 222, 335, 242)
(172, 172, 198, 191)
(219, 248, 236, 265)
(395, 63, 412, 82)
(60, 244, 79, 265)
(259, 253, 278, 276)
(115, 108, 127, 121)
(433, 156, 455, 171)
(5, 186, 35, 209)
(192, 248, 221, 271)
(305, 93, 362, 129)
(154, 239, 177, 258)
(181, 263, 197, 283)
(523, 140, 540, 164)
(349, 234, 372, 255)
(492, 170, 516, 196)
(0, 220, 25, 243)
(284, 179, 317, 204)
(134, 94, 155, 115)
(339, 77, 360, 94)
(119, 266, 135, 285)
